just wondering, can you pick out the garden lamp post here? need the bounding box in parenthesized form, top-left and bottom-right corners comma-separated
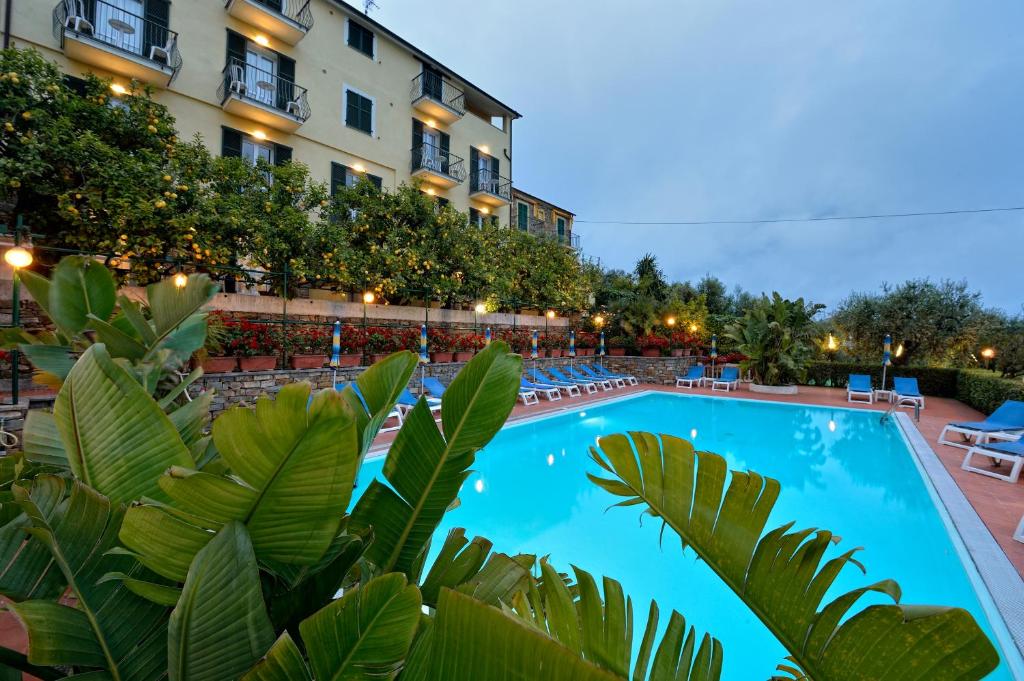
(5, 242, 33, 406)
(475, 302, 486, 333)
(981, 347, 996, 372)
(545, 308, 555, 337)
(362, 291, 374, 328)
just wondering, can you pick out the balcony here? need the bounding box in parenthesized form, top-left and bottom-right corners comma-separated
(410, 72, 465, 126)
(217, 58, 310, 133)
(469, 168, 512, 207)
(411, 144, 466, 189)
(52, 0, 181, 86)
(225, 0, 313, 45)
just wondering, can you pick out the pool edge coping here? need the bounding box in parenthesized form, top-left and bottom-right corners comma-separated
(893, 411, 1024, 677)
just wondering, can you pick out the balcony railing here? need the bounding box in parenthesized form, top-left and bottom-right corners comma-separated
(52, 0, 182, 78)
(569, 232, 581, 249)
(411, 143, 466, 182)
(238, 0, 314, 31)
(470, 168, 512, 202)
(410, 72, 466, 116)
(217, 57, 310, 122)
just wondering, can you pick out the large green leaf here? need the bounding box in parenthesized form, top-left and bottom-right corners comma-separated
(169, 521, 274, 681)
(17, 344, 76, 384)
(299, 573, 422, 680)
(589, 432, 1000, 681)
(5, 478, 169, 680)
(0, 476, 68, 600)
(350, 342, 521, 578)
(21, 410, 67, 467)
(121, 382, 373, 580)
(340, 351, 419, 467)
(53, 344, 193, 504)
(47, 256, 116, 338)
(147, 273, 218, 339)
(242, 632, 312, 681)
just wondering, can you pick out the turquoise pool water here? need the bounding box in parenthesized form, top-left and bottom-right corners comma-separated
(355, 392, 1016, 679)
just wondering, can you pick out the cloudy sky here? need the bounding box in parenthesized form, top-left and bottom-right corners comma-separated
(371, 0, 1022, 313)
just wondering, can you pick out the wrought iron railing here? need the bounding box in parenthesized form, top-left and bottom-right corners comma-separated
(410, 71, 466, 116)
(569, 232, 581, 249)
(469, 167, 512, 202)
(228, 0, 314, 31)
(217, 57, 311, 122)
(52, 0, 182, 77)
(411, 143, 466, 182)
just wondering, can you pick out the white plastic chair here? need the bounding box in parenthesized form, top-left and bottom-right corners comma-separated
(149, 34, 175, 66)
(64, 0, 94, 34)
(228, 63, 247, 96)
(1014, 513, 1024, 544)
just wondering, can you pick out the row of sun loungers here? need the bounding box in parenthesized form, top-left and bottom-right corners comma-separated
(847, 374, 925, 408)
(675, 365, 740, 392)
(520, 364, 638, 404)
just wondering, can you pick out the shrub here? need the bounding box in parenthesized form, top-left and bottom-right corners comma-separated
(576, 331, 597, 349)
(637, 334, 669, 351)
(802, 362, 959, 396)
(956, 370, 1024, 415)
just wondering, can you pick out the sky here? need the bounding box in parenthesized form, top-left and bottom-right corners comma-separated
(369, 0, 1023, 313)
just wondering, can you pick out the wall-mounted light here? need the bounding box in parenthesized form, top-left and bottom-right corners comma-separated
(362, 291, 375, 304)
(254, 35, 270, 47)
(109, 83, 127, 95)
(352, 163, 366, 173)
(480, 207, 489, 214)
(252, 130, 267, 140)
(426, 119, 437, 128)
(425, 187, 436, 196)
(479, 145, 490, 154)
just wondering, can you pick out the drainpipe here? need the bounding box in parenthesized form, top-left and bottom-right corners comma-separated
(504, 117, 513, 227)
(3, 0, 13, 49)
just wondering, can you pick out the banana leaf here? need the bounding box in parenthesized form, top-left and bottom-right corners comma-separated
(588, 432, 1000, 681)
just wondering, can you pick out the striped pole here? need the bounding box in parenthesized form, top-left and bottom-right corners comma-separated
(485, 327, 492, 346)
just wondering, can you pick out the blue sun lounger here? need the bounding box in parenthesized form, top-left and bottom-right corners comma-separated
(590, 363, 638, 386)
(530, 368, 581, 397)
(579, 364, 624, 388)
(422, 376, 448, 399)
(548, 367, 600, 393)
(564, 366, 612, 391)
(961, 438, 1024, 484)
(711, 366, 739, 392)
(893, 377, 924, 409)
(521, 377, 562, 401)
(939, 400, 1024, 450)
(676, 365, 705, 388)
(847, 374, 873, 404)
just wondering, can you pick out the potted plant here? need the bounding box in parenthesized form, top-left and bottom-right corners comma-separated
(287, 326, 330, 370)
(724, 292, 823, 395)
(638, 334, 669, 357)
(607, 335, 628, 357)
(364, 326, 395, 364)
(428, 328, 454, 363)
(543, 333, 563, 358)
(453, 333, 480, 362)
(576, 331, 596, 357)
(197, 311, 238, 373)
(233, 321, 281, 371)
(669, 331, 694, 357)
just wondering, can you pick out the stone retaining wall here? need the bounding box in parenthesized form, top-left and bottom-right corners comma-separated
(192, 355, 703, 417)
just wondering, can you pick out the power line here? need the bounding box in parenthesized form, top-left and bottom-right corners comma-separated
(575, 205, 1024, 226)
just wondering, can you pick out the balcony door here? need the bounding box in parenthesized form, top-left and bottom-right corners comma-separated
(96, 0, 145, 55)
(245, 44, 278, 108)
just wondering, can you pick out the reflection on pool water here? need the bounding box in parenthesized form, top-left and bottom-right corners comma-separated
(354, 392, 1016, 680)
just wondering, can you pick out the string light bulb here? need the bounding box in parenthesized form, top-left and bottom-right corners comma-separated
(173, 272, 188, 289)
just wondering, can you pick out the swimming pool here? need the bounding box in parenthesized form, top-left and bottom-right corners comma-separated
(355, 391, 1020, 679)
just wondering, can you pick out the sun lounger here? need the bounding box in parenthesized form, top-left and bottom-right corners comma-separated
(847, 374, 873, 404)
(1015, 514, 1024, 544)
(549, 367, 602, 393)
(530, 368, 582, 397)
(591, 363, 638, 386)
(422, 376, 448, 400)
(519, 388, 539, 406)
(521, 377, 562, 401)
(397, 387, 442, 422)
(338, 382, 403, 432)
(939, 400, 1024, 450)
(711, 366, 739, 392)
(565, 366, 613, 391)
(892, 377, 925, 409)
(676, 365, 705, 388)
(961, 438, 1024, 483)
(579, 364, 625, 388)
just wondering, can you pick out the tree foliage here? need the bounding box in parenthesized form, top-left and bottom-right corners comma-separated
(725, 292, 824, 386)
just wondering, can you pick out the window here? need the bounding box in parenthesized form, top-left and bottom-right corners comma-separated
(347, 20, 374, 58)
(222, 127, 291, 168)
(516, 202, 529, 231)
(345, 87, 374, 135)
(242, 137, 273, 166)
(556, 216, 567, 243)
(535, 205, 546, 220)
(331, 162, 381, 196)
(469, 208, 481, 228)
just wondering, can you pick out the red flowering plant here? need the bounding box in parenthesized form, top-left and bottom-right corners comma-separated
(576, 331, 598, 349)
(363, 327, 392, 354)
(497, 329, 532, 354)
(452, 333, 480, 352)
(336, 325, 367, 354)
(228, 320, 282, 358)
(716, 351, 748, 364)
(637, 334, 670, 351)
(539, 332, 565, 351)
(286, 325, 331, 355)
(395, 327, 423, 353)
(427, 328, 455, 352)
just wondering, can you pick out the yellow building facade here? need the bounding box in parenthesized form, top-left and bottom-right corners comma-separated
(7, 0, 520, 224)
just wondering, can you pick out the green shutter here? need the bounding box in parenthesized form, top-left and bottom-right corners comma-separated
(517, 203, 528, 230)
(143, 0, 170, 57)
(221, 127, 242, 158)
(330, 163, 346, 196)
(274, 143, 292, 166)
(367, 174, 383, 190)
(469, 208, 479, 226)
(276, 54, 295, 111)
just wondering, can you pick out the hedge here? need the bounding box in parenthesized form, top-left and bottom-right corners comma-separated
(956, 370, 1024, 415)
(803, 362, 959, 398)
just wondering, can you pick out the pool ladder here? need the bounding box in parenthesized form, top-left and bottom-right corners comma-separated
(880, 399, 921, 424)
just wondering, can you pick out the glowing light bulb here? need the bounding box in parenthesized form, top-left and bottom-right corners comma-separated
(594, 315, 604, 326)
(895, 343, 904, 358)
(474, 303, 486, 314)
(828, 420, 837, 433)
(254, 35, 270, 47)
(362, 291, 375, 304)
(352, 163, 366, 173)
(689, 324, 698, 333)
(546, 310, 556, 319)
(252, 130, 267, 141)
(110, 83, 127, 95)
(173, 272, 188, 289)
(4, 247, 32, 269)
(690, 428, 698, 440)
(546, 453, 555, 466)
(666, 317, 676, 326)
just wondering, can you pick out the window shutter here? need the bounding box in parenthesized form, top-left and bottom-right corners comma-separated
(517, 203, 528, 230)
(469, 147, 479, 187)
(143, 0, 170, 56)
(276, 55, 295, 111)
(330, 162, 347, 196)
(63, 75, 88, 96)
(439, 132, 450, 174)
(367, 174, 383, 190)
(491, 156, 500, 177)
(469, 208, 479, 226)
(412, 118, 424, 156)
(226, 30, 246, 64)
(221, 127, 242, 158)
(437, 197, 450, 208)
(274, 143, 292, 166)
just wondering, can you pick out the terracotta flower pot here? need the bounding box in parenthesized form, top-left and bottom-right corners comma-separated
(670, 349, 684, 357)
(369, 353, 391, 364)
(430, 351, 454, 363)
(289, 354, 327, 370)
(453, 351, 475, 362)
(581, 348, 594, 356)
(334, 353, 361, 367)
(239, 355, 277, 371)
(642, 348, 662, 357)
(548, 349, 563, 358)
(202, 356, 237, 373)
(609, 348, 627, 357)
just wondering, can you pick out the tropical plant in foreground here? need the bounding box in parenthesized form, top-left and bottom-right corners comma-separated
(589, 432, 1000, 680)
(724, 292, 825, 386)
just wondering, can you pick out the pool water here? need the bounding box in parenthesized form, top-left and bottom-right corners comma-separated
(354, 392, 1016, 680)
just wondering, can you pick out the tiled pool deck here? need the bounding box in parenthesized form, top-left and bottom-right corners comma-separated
(371, 382, 1024, 578)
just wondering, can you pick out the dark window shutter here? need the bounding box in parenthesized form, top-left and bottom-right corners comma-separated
(143, 0, 170, 56)
(265, 0, 283, 11)
(412, 118, 424, 153)
(274, 143, 292, 166)
(437, 197, 450, 208)
(348, 21, 374, 57)
(422, 65, 443, 100)
(469, 147, 479, 187)
(277, 55, 295, 110)
(81, 0, 96, 24)
(491, 156, 500, 176)
(346, 91, 372, 134)
(226, 30, 246, 64)
(330, 162, 347, 196)
(490, 215, 499, 227)
(63, 75, 88, 96)
(517, 203, 528, 230)
(221, 127, 242, 158)
(469, 208, 479, 226)
(439, 132, 450, 173)
(367, 174, 383, 190)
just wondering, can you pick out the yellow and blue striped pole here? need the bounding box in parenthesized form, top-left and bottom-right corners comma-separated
(599, 331, 605, 367)
(881, 333, 892, 391)
(531, 330, 539, 359)
(485, 327, 492, 346)
(420, 324, 429, 363)
(330, 320, 341, 388)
